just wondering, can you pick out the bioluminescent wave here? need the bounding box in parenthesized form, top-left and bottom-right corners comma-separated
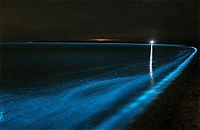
(0, 43, 197, 129)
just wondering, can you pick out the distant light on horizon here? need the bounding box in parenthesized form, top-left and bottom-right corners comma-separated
(150, 40, 155, 44)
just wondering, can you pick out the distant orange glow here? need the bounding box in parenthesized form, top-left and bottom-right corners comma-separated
(89, 38, 114, 42)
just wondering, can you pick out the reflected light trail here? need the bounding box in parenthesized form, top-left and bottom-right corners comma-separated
(149, 43, 154, 85)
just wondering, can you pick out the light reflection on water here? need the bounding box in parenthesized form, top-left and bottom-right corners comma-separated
(149, 44, 154, 86)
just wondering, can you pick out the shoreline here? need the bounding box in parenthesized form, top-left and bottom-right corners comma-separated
(132, 49, 200, 129)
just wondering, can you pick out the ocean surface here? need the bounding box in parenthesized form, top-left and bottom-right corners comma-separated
(0, 42, 197, 129)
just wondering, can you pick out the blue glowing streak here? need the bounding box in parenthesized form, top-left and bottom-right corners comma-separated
(0, 112, 4, 122)
(0, 44, 197, 129)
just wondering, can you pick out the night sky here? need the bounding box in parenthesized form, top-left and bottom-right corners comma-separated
(0, 0, 199, 44)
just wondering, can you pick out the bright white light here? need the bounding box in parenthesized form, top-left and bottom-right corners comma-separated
(150, 40, 155, 44)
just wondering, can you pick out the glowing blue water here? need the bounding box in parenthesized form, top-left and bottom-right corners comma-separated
(0, 43, 197, 129)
